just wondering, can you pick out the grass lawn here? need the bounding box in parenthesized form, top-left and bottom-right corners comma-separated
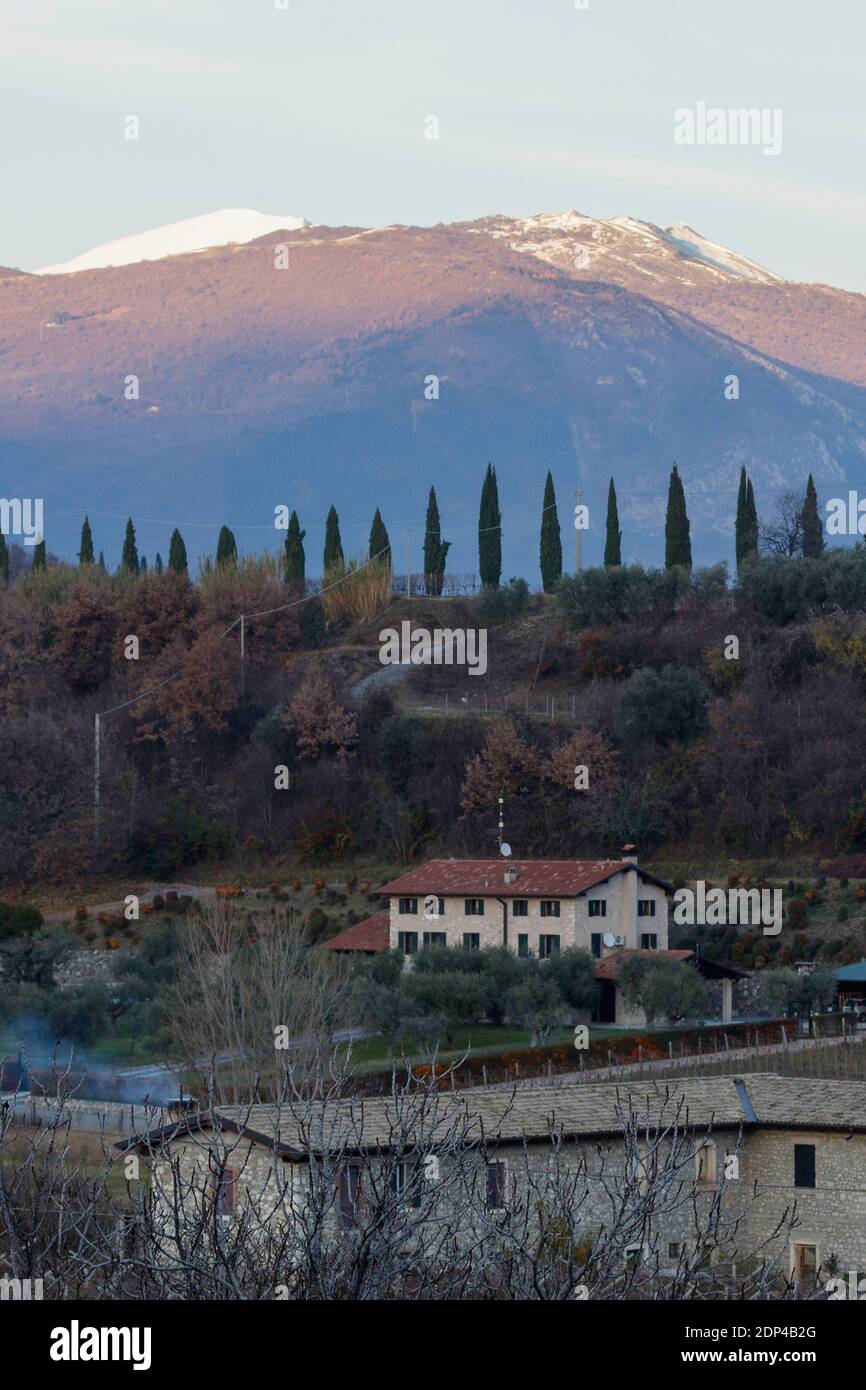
(337, 1023, 640, 1074)
(0, 1029, 166, 1071)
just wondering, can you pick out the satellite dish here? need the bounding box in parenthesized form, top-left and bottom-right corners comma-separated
(500, 843, 512, 858)
(602, 932, 617, 949)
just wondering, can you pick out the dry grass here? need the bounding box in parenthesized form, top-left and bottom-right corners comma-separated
(321, 557, 392, 622)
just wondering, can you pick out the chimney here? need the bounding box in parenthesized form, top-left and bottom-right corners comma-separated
(504, 866, 518, 885)
(620, 845, 638, 946)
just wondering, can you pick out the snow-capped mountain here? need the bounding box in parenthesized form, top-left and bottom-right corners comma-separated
(37, 209, 311, 275)
(462, 209, 783, 286)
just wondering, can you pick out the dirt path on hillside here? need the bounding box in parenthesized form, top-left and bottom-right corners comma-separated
(43, 884, 216, 925)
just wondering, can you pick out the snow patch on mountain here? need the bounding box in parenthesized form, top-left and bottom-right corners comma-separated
(37, 209, 311, 275)
(658, 223, 783, 283)
(467, 209, 783, 285)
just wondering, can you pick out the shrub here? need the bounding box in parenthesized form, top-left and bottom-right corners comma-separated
(786, 899, 808, 927)
(0, 903, 44, 941)
(477, 577, 530, 623)
(616, 665, 709, 746)
(74, 905, 87, 922)
(838, 906, 849, 922)
(152, 893, 165, 911)
(307, 907, 329, 941)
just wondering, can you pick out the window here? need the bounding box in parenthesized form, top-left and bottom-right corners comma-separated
(517, 933, 530, 958)
(464, 898, 485, 916)
(624, 1244, 644, 1270)
(425, 896, 445, 916)
(397, 931, 418, 955)
(486, 1161, 507, 1210)
(390, 1161, 422, 1208)
(422, 931, 446, 947)
(398, 897, 418, 915)
(794, 1144, 816, 1189)
(210, 1166, 237, 1217)
(463, 932, 480, 951)
(640, 933, 658, 950)
(588, 900, 606, 918)
(591, 933, 603, 959)
(696, 1142, 717, 1187)
(539, 934, 560, 959)
(792, 1243, 818, 1282)
(668, 1242, 684, 1261)
(638, 899, 656, 917)
(339, 1166, 362, 1230)
(512, 899, 528, 917)
(540, 900, 560, 918)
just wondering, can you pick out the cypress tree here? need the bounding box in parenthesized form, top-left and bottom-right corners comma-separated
(664, 465, 692, 571)
(735, 466, 749, 570)
(168, 529, 188, 574)
(369, 509, 391, 569)
(78, 515, 94, 565)
(323, 505, 344, 575)
(121, 518, 138, 574)
(98, 550, 106, 571)
(139, 555, 148, 574)
(478, 463, 501, 589)
(0, 531, 8, 585)
(745, 478, 758, 560)
(216, 525, 238, 570)
(604, 478, 622, 567)
(802, 473, 824, 558)
(284, 511, 306, 583)
(539, 471, 562, 593)
(32, 539, 47, 571)
(154, 552, 164, 576)
(423, 486, 450, 597)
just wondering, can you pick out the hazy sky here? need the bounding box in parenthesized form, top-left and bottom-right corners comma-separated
(4, 0, 865, 290)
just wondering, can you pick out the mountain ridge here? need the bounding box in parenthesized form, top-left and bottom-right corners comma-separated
(2, 214, 864, 576)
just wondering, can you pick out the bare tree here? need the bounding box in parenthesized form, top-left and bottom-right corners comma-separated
(167, 900, 354, 1103)
(0, 1059, 822, 1302)
(760, 490, 804, 557)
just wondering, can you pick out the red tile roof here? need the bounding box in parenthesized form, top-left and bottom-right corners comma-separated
(595, 948, 694, 980)
(325, 913, 390, 953)
(379, 858, 636, 898)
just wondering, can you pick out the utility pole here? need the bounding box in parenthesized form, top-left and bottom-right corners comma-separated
(240, 613, 245, 699)
(94, 672, 181, 844)
(405, 526, 412, 598)
(575, 487, 583, 573)
(94, 712, 101, 842)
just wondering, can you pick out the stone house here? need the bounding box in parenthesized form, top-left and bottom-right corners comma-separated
(118, 1073, 866, 1285)
(326, 853, 745, 1028)
(376, 849, 671, 961)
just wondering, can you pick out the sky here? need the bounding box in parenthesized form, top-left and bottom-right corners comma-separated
(3, 0, 865, 291)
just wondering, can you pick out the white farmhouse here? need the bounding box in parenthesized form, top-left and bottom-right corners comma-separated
(377, 848, 671, 963)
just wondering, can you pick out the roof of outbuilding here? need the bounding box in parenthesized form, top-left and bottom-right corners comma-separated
(324, 913, 390, 953)
(118, 1073, 866, 1158)
(377, 858, 672, 899)
(833, 961, 866, 983)
(595, 948, 694, 980)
